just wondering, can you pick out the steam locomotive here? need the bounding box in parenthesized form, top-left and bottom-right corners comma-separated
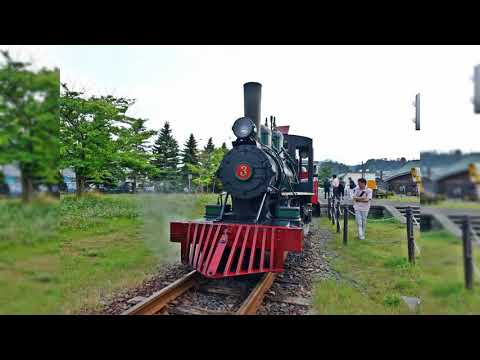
(170, 82, 319, 278)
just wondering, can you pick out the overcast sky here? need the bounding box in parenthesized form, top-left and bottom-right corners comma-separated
(2, 45, 480, 165)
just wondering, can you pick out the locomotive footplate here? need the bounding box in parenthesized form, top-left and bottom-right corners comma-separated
(170, 221, 304, 279)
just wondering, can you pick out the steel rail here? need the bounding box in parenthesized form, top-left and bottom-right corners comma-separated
(122, 270, 276, 315)
(236, 272, 276, 315)
(122, 270, 200, 315)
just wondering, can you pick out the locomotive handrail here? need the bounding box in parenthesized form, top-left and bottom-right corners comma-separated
(215, 192, 230, 222)
(278, 147, 300, 184)
(255, 192, 268, 224)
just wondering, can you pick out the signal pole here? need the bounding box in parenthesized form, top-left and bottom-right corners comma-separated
(474, 65, 480, 114)
(413, 93, 420, 130)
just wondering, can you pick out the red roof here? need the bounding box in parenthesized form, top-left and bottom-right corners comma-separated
(276, 125, 290, 135)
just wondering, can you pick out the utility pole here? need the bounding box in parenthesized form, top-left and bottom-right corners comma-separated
(188, 174, 192, 193)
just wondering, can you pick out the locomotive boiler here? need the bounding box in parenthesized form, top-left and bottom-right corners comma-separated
(170, 82, 319, 279)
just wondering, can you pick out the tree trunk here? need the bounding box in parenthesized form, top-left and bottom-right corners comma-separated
(76, 174, 85, 197)
(20, 170, 34, 203)
(132, 175, 137, 194)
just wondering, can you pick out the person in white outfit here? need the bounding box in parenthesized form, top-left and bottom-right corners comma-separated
(331, 175, 340, 200)
(352, 178, 373, 240)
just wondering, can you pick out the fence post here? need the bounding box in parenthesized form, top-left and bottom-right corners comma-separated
(343, 205, 348, 245)
(462, 216, 474, 290)
(406, 207, 415, 264)
(331, 199, 336, 225)
(336, 202, 340, 233)
(327, 198, 331, 220)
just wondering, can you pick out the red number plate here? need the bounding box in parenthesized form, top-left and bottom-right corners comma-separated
(235, 163, 252, 181)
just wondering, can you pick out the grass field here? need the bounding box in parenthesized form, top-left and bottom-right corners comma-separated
(384, 195, 420, 203)
(313, 218, 480, 314)
(425, 200, 480, 210)
(0, 193, 215, 314)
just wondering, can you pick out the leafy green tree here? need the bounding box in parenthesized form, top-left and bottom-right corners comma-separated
(187, 148, 225, 193)
(212, 141, 230, 192)
(318, 162, 333, 184)
(151, 121, 179, 185)
(59, 84, 134, 196)
(0, 50, 60, 202)
(115, 118, 157, 193)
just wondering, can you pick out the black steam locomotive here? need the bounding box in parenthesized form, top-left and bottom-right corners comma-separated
(214, 82, 315, 229)
(171, 82, 318, 278)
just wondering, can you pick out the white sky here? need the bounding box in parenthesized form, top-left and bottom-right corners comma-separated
(2, 45, 480, 165)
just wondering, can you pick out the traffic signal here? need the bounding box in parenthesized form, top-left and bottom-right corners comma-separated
(413, 93, 420, 130)
(474, 65, 480, 114)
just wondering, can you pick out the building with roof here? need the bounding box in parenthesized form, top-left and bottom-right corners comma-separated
(426, 159, 480, 200)
(382, 160, 420, 195)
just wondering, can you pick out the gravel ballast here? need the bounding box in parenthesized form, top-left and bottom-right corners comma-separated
(95, 222, 335, 315)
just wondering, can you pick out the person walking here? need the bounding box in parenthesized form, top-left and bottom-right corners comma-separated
(323, 178, 331, 199)
(338, 177, 345, 200)
(331, 175, 340, 200)
(352, 178, 373, 240)
(348, 177, 356, 199)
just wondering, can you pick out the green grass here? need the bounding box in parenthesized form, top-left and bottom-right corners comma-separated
(383, 195, 419, 203)
(313, 218, 480, 314)
(0, 193, 216, 314)
(426, 200, 480, 210)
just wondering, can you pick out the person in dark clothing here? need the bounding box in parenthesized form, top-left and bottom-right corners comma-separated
(323, 178, 331, 199)
(348, 177, 356, 199)
(338, 177, 346, 200)
(349, 177, 356, 189)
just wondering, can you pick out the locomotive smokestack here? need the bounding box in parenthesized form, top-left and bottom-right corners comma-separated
(243, 82, 262, 140)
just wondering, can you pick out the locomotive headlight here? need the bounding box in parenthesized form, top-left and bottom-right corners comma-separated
(232, 117, 255, 139)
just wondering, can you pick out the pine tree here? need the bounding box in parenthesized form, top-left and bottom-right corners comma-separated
(220, 142, 228, 154)
(181, 134, 199, 174)
(204, 137, 215, 154)
(151, 122, 179, 182)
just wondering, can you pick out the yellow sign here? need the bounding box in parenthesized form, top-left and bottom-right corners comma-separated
(469, 163, 480, 184)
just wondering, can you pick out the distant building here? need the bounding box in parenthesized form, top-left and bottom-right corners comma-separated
(383, 160, 420, 195)
(429, 160, 480, 200)
(61, 168, 77, 193)
(0, 164, 78, 196)
(0, 164, 22, 195)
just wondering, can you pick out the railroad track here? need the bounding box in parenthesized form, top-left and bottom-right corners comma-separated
(122, 270, 276, 315)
